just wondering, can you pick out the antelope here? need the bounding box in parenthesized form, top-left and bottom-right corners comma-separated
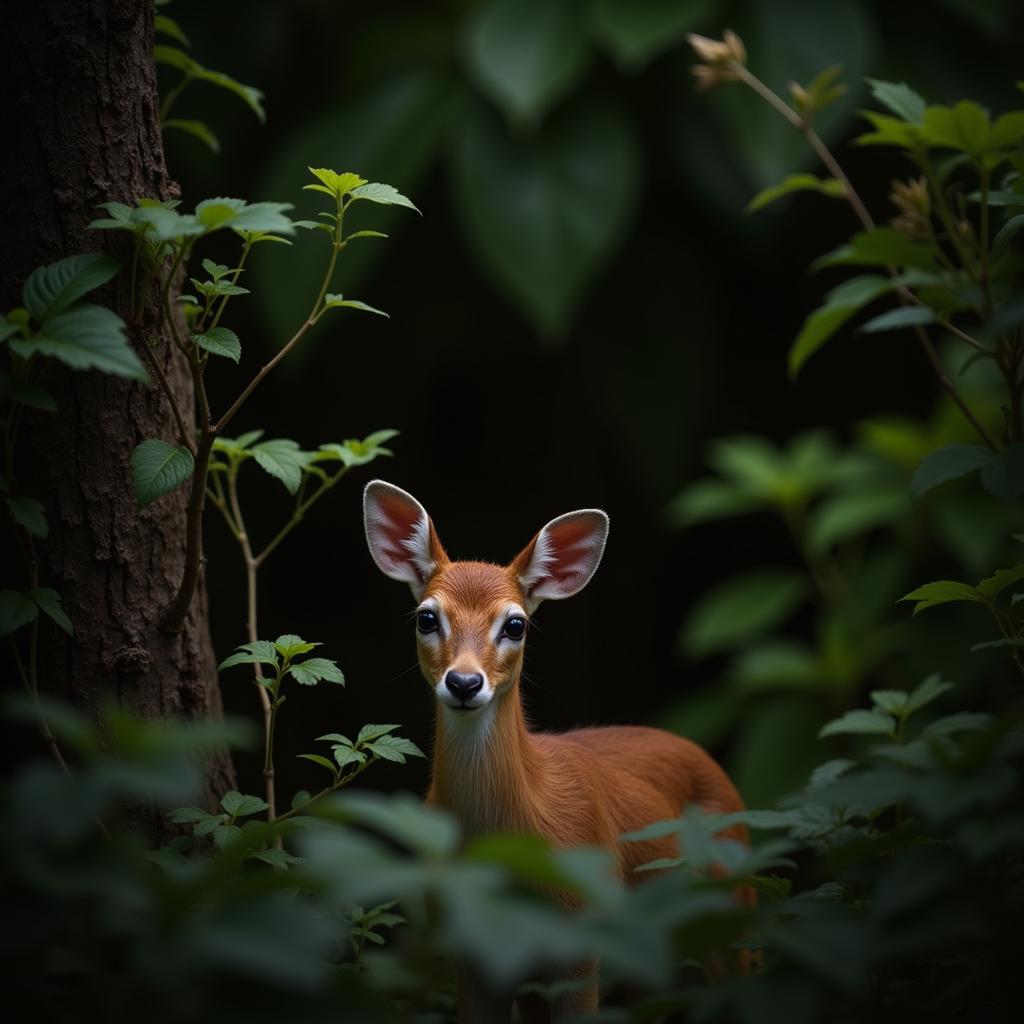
(362, 480, 751, 1022)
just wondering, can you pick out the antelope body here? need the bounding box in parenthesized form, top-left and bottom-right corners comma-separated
(363, 480, 750, 1022)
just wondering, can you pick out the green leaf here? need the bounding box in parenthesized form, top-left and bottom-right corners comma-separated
(977, 564, 1024, 601)
(27, 587, 73, 635)
(729, 640, 820, 692)
(819, 709, 896, 738)
(288, 657, 345, 686)
(11, 304, 149, 383)
(866, 79, 926, 124)
(212, 824, 242, 848)
(869, 689, 909, 714)
(989, 111, 1024, 150)
(131, 440, 195, 509)
(219, 640, 280, 671)
(169, 805, 212, 824)
(899, 580, 986, 614)
(860, 306, 937, 333)
(305, 168, 367, 198)
(250, 848, 301, 870)
(317, 732, 354, 746)
(746, 174, 845, 213)
(250, 438, 311, 495)
(967, 189, 1024, 207)
(462, 0, 590, 123)
(314, 429, 398, 468)
(921, 711, 991, 736)
(910, 443, 994, 499)
(163, 119, 220, 153)
(364, 734, 425, 763)
(357, 724, 401, 744)
(194, 198, 294, 235)
(0, 590, 40, 636)
(273, 633, 318, 658)
(154, 13, 190, 47)
(348, 182, 420, 214)
(904, 674, 954, 714)
(328, 792, 456, 856)
(589, 0, 714, 68)
(298, 753, 338, 775)
(6, 496, 48, 538)
(190, 63, 265, 122)
(220, 791, 270, 818)
(7, 379, 57, 411)
(993, 213, 1024, 251)
(453, 96, 639, 335)
(333, 746, 367, 770)
(789, 275, 897, 377)
(920, 101, 991, 156)
(344, 230, 389, 242)
(191, 326, 240, 363)
(855, 109, 922, 148)
(22, 254, 120, 322)
(321, 294, 389, 317)
(681, 569, 806, 658)
(806, 487, 909, 552)
(980, 443, 1024, 499)
(814, 228, 938, 272)
(666, 480, 760, 527)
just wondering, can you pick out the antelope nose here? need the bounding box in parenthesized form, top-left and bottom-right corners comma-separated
(445, 671, 483, 702)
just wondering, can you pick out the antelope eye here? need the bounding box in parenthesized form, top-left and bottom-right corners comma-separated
(502, 616, 527, 641)
(416, 610, 439, 634)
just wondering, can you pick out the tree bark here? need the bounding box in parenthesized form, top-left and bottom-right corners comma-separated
(1, 0, 235, 807)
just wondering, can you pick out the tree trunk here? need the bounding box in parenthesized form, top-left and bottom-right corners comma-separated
(1, 0, 235, 807)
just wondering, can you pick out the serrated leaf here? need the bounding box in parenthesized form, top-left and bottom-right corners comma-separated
(910, 443, 994, 500)
(273, 633, 317, 658)
(365, 734, 425, 763)
(298, 753, 338, 775)
(0, 590, 40, 636)
(306, 168, 368, 197)
(349, 182, 421, 213)
(819, 709, 896, 738)
(977, 564, 1024, 601)
(7, 496, 47, 538)
(22, 254, 120, 322)
(357, 724, 401, 744)
(321, 294, 389, 317)
(219, 640, 279, 671)
(899, 580, 986, 614)
(860, 306, 937, 333)
(27, 587, 73, 635)
(163, 118, 220, 153)
(746, 174, 845, 213)
(131, 440, 195, 509)
(333, 746, 367, 770)
(288, 657, 345, 686)
(192, 326, 240, 362)
(251, 438, 311, 494)
(867, 79, 926, 124)
(220, 791, 270, 818)
(11, 304, 148, 383)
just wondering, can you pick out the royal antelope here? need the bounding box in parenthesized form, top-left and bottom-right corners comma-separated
(362, 480, 751, 1021)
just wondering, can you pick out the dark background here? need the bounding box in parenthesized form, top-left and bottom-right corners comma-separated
(159, 0, 1023, 805)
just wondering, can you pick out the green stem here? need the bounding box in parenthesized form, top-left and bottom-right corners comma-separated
(207, 240, 252, 334)
(273, 756, 377, 826)
(255, 467, 349, 567)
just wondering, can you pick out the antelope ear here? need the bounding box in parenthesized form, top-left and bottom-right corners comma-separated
(363, 480, 446, 599)
(512, 509, 609, 612)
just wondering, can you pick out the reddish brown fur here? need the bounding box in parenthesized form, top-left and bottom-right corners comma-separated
(414, 555, 753, 1020)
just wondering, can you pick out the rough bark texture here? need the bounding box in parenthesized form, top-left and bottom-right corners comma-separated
(1, 0, 235, 806)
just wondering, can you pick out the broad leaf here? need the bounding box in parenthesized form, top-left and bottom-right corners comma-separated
(904, 674, 954, 714)
(192, 327, 240, 362)
(910, 443, 994, 499)
(0, 590, 39, 636)
(860, 306, 937, 333)
(819, 709, 896, 738)
(900, 581, 986, 614)
(349, 182, 420, 213)
(462, 0, 589, 123)
(288, 657, 345, 686)
(27, 587, 73, 635)
(22, 254, 119, 322)
(6, 496, 48, 538)
(453, 96, 639, 335)
(12, 305, 148, 382)
(221, 791, 270, 818)
(163, 119, 220, 153)
(274, 633, 318, 658)
(977, 564, 1024, 601)
(979, 443, 1024, 499)
(747, 174, 845, 213)
(251, 438, 311, 495)
(131, 440, 195, 509)
(219, 640, 279, 671)
(867, 79, 926, 124)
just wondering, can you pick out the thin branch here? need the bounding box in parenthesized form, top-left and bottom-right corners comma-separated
(255, 467, 349, 567)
